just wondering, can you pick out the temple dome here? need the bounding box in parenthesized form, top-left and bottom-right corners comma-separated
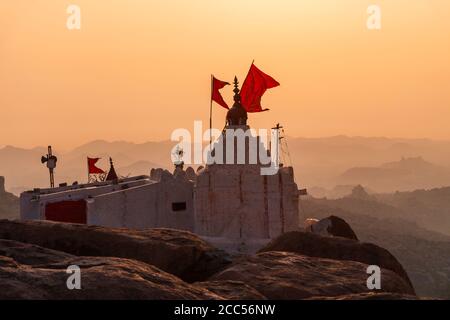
(226, 103, 247, 126)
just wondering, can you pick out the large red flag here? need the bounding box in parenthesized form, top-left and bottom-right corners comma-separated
(211, 76, 230, 109)
(240, 63, 280, 113)
(87, 157, 105, 174)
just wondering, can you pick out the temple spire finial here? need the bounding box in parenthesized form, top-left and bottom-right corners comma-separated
(233, 76, 241, 103)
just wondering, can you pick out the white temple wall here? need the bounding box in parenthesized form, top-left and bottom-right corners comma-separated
(87, 184, 158, 228)
(87, 176, 194, 231)
(194, 164, 299, 240)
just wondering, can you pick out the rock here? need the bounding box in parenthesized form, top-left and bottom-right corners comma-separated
(0, 178, 19, 220)
(0, 219, 231, 282)
(185, 167, 197, 182)
(304, 218, 319, 230)
(307, 292, 418, 300)
(0, 176, 5, 193)
(196, 280, 267, 300)
(0, 239, 72, 265)
(307, 215, 358, 240)
(210, 251, 415, 299)
(0, 253, 221, 300)
(259, 231, 414, 290)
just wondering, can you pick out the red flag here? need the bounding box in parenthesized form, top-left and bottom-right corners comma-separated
(87, 157, 105, 174)
(240, 63, 280, 113)
(211, 76, 230, 109)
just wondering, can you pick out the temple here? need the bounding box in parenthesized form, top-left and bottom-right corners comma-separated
(20, 78, 303, 252)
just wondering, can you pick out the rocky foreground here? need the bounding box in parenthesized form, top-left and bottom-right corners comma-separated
(0, 219, 417, 300)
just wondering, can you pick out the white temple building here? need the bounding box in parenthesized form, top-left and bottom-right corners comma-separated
(20, 78, 304, 252)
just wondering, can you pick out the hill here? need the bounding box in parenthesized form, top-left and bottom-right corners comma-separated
(338, 157, 450, 192)
(375, 186, 450, 236)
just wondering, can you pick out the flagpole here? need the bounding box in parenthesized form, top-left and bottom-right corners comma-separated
(210, 74, 213, 146)
(86, 157, 89, 183)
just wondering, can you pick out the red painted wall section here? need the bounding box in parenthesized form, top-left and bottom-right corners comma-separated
(45, 200, 87, 224)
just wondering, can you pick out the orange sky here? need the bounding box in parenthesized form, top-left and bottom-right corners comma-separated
(1, 0, 449, 149)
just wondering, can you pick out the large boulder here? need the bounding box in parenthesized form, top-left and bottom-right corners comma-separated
(0, 176, 5, 193)
(0, 220, 230, 282)
(209, 251, 415, 299)
(0, 242, 221, 300)
(259, 231, 414, 290)
(306, 215, 358, 240)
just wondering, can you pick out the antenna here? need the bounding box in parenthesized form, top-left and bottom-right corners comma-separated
(41, 145, 57, 188)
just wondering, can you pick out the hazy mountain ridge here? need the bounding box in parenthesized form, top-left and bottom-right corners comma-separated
(2, 136, 450, 194)
(288, 136, 450, 191)
(374, 187, 450, 236)
(0, 140, 173, 193)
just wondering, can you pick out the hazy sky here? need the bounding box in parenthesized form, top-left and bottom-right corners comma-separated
(1, 0, 449, 149)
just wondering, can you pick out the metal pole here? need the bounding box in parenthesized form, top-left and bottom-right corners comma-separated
(210, 74, 213, 147)
(48, 146, 54, 188)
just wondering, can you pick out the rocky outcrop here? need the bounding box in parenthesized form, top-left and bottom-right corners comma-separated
(196, 280, 267, 300)
(0, 220, 231, 282)
(210, 251, 415, 299)
(0, 219, 417, 300)
(0, 244, 221, 300)
(259, 231, 414, 290)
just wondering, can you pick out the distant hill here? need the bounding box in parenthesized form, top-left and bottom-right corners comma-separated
(300, 195, 450, 299)
(0, 146, 49, 192)
(338, 157, 450, 193)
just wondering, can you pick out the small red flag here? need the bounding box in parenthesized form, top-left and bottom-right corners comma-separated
(211, 76, 230, 109)
(87, 157, 105, 174)
(240, 63, 280, 113)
